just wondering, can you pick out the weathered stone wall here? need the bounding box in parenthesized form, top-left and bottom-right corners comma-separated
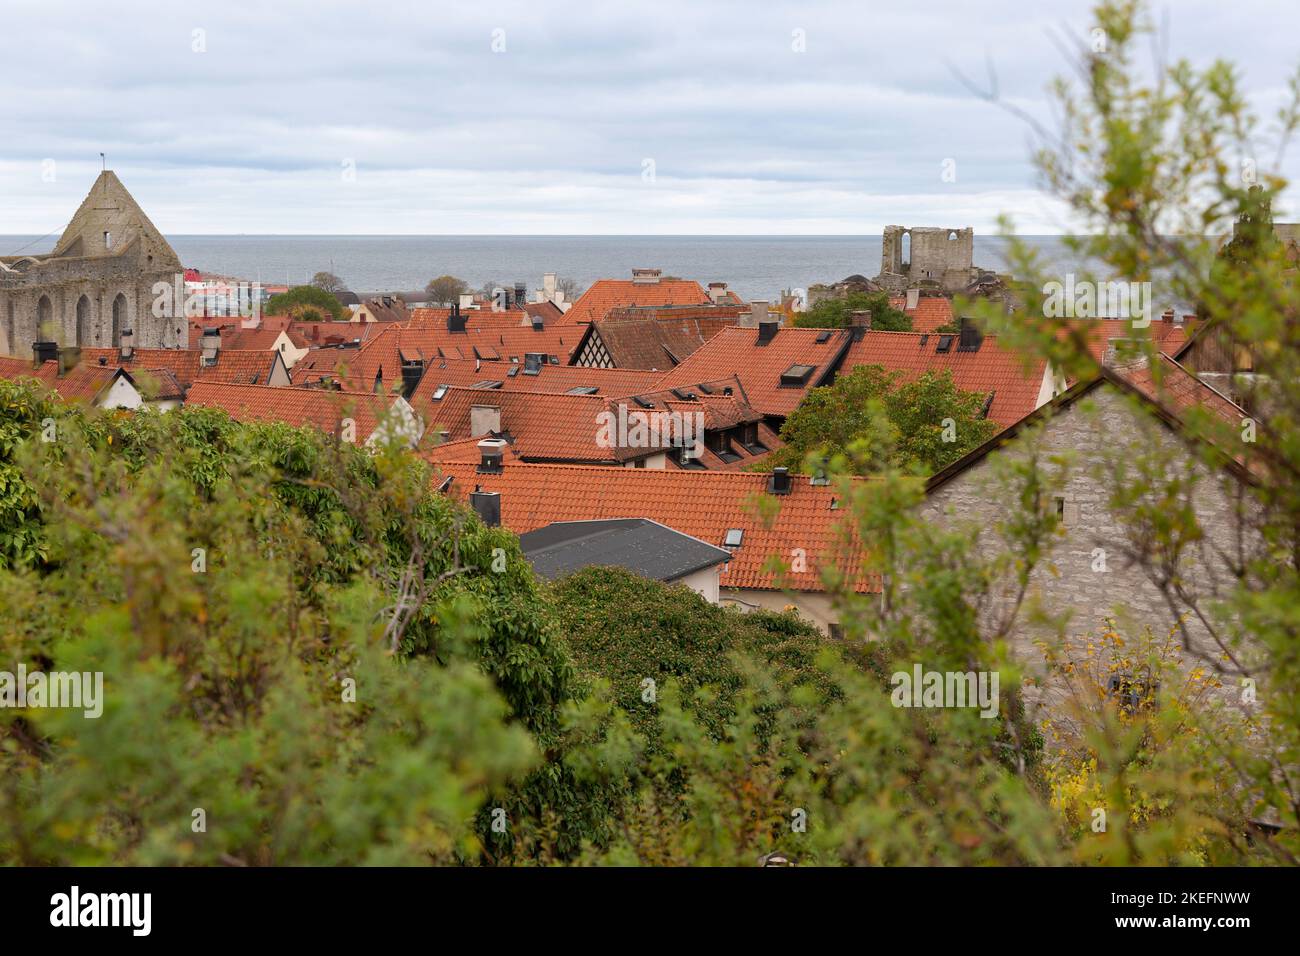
(0, 259, 180, 355)
(919, 384, 1259, 713)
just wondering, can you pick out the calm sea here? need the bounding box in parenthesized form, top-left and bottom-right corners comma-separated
(0, 234, 1080, 301)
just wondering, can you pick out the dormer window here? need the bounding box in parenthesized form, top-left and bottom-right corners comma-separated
(779, 364, 816, 387)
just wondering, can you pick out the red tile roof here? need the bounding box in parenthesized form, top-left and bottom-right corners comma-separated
(185, 382, 408, 443)
(79, 347, 280, 390)
(839, 330, 1050, 428)
(1059, 317, 1196, 367)
(433, 461, 875, 593)
(409, 307, 526, 329)
(563, 277, 713, 327)
(0, 356, 56, 386)
(1113, 353, 1246, 432)
(889, 295, 955, 333)
(654, 326, 853, 417)
(414, 387, 674, 464)
(411, 360, 662, 397)
(578, 305, 745, 370)
(292, 323, 582, 391)
(0, 358, 121, 404)
(49, 363, 118, 403)
(188, 325, 304, 351)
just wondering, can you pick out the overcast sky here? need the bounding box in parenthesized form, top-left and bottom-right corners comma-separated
(1, 0, 1297, 235)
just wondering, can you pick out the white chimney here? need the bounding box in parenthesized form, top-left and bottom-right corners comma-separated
(905, 288, 920, 310)
(459, 293, 474, 311)
(470, 404, 502, 437)
(707, 282, 727, 304)
(543, 273, 557, 301)
(631, 268, 662, 285)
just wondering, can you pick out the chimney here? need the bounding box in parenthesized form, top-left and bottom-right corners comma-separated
(757, 320, 779, 344)
(469, 484, 501, 527)
(56, 346, 81, 378)
(1161, 308, 1175, 324)
(707, 281, 728, 304)
(957, 316, 983, 352)
(476, 438, 508, 474)
(458, 293, 474, 311)
(631, 268, 661, 285)
(118, 328, 134, 361)
(768, 466, 792, 496)
(32, 340, 58, 368)
(200, 327, 220, 366)
(470, 404, 502, 437)
(514, 282, 527, 308)
(905, 288, 920, 310)
(399, 352, 425, 398)
(447, 303, 467, 333)
(849, 310, 872, 341)
(543, 273, 557, 300)
(743, 300, 769, 329)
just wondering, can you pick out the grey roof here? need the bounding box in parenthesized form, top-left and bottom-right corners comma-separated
(519, 518, 730, 583)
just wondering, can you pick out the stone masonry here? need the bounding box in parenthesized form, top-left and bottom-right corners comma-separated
(920, 382, 1260, 716)
(0, 171, 184, 357)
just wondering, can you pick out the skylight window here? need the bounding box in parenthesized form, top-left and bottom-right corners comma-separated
(431, 384, 449, 400)
(723, 528, 744, 548)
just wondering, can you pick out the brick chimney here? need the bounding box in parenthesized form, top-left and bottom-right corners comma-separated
(849, 310, 872, 340)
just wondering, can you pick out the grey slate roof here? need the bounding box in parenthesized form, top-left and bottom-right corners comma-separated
(519, 518, 730, 583)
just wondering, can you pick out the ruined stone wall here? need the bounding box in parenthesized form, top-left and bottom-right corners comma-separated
(0, 251, 179, 356)
(878, 225, 976, 292)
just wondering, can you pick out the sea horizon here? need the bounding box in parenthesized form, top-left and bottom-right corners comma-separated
(1, 233, 1095, 302)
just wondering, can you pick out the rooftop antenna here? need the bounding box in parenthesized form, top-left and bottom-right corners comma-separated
(100, 152, 106, 171)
